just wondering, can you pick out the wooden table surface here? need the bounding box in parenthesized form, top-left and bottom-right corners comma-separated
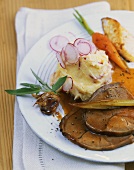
(1, 0, 134, 169)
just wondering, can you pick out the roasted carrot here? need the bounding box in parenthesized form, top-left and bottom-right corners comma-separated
(73, 10, 129, 72)
(92, 32, 128, 71)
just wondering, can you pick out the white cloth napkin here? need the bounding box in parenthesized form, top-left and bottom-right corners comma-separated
(14, 1, 125, 170)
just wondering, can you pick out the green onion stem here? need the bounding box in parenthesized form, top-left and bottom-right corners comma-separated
(73, 9, 94, 36)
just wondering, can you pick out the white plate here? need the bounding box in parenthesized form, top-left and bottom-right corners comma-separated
(17, 11, 134, 163)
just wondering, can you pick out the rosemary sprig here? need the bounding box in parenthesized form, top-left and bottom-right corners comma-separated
(5, 69, 67, 96)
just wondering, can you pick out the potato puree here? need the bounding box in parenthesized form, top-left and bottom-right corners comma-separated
(51, 50, 113, 101)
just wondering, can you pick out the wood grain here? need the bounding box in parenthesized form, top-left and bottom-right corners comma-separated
(0, 0, 134, 169)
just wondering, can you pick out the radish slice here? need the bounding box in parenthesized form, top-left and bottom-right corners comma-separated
(77, 42, 91, 55)
(62, 77, 73, 92)
(56, 52, 65, 68)
(60, 47, 66, 63)
(74, 38, 97, 55)
(64, 43, 79, 64)
(74, 38, 91, 55)
(90, 42, 97, 54)
(49, 35, 69, 52)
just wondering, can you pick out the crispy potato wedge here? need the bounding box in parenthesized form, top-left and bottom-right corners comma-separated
(102, 17, 134, 62)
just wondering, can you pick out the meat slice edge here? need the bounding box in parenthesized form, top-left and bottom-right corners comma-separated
(85, 107, 134, 136)
(60, 109, 134, 151)
(85, 82, 134, 136)
(89, 82, 134, 102)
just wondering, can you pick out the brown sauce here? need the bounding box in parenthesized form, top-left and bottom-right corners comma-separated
(59, 67, 134, 115)
(54, 112, 62, 121)
(59, 92, 75, 115)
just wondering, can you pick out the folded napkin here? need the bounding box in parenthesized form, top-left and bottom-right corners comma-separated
(14, 1, 125, 170)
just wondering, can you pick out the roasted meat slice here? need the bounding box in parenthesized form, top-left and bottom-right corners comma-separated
(85, 107, 134, 136)
(71, 82, 134, 109)
(88, 82, 134, 101)
(60, 109, 87, 140)
(60, 109, 134, 151)
(84, 82, 134, 136)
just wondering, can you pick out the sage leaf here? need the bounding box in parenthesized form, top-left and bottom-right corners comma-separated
(52, 76, 67, 92)
(31, 69, 46, 85)
(42, 84, 52, 92)
(5, 69, 67, 96)
(5, 87, 41, 96)
(20, 83, 41, 89)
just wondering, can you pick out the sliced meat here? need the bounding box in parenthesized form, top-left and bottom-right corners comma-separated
(71, 82, 134, 109)
(84, 82, 134, 136)
(60, 109, 134, 151)
(85, 107, 134, 136)
(60, 109, 87, 140)
(85, 83, 134, 136)
(89, 82, 134, 101)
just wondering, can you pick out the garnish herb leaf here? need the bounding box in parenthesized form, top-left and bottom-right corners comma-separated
(5, 69, 67, 96)
(31, 69, 46, 85)
(42, 84, 53, 92)
(52, 76, 67, 92)
(5, 88, 41, 95)
(20, 83, 41, 89)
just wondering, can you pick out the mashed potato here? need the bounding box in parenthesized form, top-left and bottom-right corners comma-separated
(51, 50, 113, 101)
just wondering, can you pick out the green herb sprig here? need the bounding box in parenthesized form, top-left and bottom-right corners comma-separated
(73, 9, 94, 35)
(5, 69, 67, 96)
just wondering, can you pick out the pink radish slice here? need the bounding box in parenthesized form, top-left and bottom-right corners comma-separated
(64, 43, 79, 64)
(74, 38, 91, 55)
(77, 42, 91, 55)
(49, 35, 69, 52)
(90, 42, 97, 54)
(74, 38, 97, 55)
(56, 52, 65, 68)
(60, 47, 66, 63)
(62, 77, 73, 92)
